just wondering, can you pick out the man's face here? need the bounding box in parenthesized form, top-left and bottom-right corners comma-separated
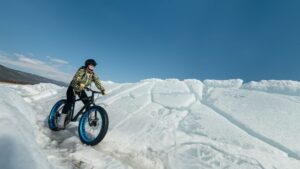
(88, 64, 95, 71)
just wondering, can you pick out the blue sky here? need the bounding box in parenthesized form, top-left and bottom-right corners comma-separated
(0, 0, 300, 83)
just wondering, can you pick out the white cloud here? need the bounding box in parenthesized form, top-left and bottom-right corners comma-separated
(51, 58, 69, 64)
(0, 53, 72, 83)
(52, 59, 69, 64)
(16, 53, 45, 65)
(46, 56, 69, 64)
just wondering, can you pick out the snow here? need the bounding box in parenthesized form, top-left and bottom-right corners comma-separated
(0, 87, 52, 169)
(1, 79, 300, 169)
(242, 80, 300, 96)
(204, 79, 243, 89)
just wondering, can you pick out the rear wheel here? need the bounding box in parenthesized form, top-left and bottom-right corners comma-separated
(48, 99, 66, 131)
(78, 106, 109, 146)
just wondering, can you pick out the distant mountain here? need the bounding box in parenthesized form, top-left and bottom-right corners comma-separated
(0, 64, 67, 86)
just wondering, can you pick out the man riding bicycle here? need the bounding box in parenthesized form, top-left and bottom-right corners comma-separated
(58, 59, 106, 128)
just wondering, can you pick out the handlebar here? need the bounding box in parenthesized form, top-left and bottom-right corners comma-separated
(85, 87, 102, 94)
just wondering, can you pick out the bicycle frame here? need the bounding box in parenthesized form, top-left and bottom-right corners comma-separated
(68, 88, 101, 122)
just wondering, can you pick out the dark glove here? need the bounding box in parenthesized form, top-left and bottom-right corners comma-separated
(101, 89, 106, 95)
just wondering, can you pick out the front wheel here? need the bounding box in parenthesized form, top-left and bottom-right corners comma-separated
(78, 106, 109, 146)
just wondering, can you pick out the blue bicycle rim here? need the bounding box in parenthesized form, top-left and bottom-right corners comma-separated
(79, 108, 102, 143)
(49, 100, 64, 129)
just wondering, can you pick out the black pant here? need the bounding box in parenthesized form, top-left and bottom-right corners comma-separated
(62, 86, 89, 114)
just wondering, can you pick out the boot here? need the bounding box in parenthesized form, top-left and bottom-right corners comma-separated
(58, 113, 67, 129)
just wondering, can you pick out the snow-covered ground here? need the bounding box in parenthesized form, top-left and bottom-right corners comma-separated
(1, 79, 300, 169)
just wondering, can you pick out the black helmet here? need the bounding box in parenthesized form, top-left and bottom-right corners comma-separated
(85, 59, 97, 67)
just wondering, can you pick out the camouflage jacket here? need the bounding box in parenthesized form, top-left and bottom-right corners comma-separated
(70, 68, 105, 92)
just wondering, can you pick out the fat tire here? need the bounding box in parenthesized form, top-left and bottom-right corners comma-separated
(48, 99, 66, 131)
(78, 106, 109, 146)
